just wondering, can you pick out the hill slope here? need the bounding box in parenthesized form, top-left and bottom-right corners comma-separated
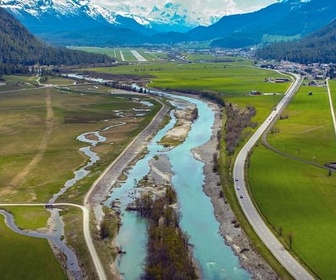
(187, 0, 336, 48)
(0, 8, 114, 74)
(256, 19, 336, 64)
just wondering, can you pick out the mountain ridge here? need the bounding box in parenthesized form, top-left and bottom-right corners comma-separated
(1, 0, 336, 48)
(0, 0, 217, 33)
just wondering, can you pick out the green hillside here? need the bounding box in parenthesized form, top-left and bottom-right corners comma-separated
(256, 19, 336, 64)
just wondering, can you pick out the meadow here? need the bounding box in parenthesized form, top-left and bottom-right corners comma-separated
(1, 206, 50, 229)
(247, 79, 336, 279)
(0, 77, 161, 277)
(91, 60, 289, 120)
(0, 83, 160, 203)
(249, 145, 336, 279)
(0, 216, 66, 280)
(266, 83, 334, 164)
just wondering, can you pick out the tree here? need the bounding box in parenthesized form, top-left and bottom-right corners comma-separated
(288, 232, 293, 249)
(99, 220, 110, 239)
(278, 226, 283, 236)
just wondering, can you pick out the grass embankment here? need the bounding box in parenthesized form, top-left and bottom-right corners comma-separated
(249, 81, 336, 279)
(0, 215, 66, 280)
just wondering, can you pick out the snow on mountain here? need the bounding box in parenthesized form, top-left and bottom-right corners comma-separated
(0, 0, 117, 23)
(147, 2, 216, 30)
(111, 2, 220, 31)
(0, 0, 218, 32)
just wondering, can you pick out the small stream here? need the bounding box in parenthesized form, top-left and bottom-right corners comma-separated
(1, 120, 127, 280)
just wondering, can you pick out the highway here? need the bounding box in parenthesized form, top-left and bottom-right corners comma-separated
(233, 73, 315, 280)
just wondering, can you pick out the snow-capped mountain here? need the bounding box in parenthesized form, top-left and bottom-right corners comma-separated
(146, 2, 219, 32)
(0, 0, 218, 34)
(0, 0, 119, 25)
(0, 0, 157, 46)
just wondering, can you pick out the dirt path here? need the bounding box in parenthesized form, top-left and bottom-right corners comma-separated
(3, 89, 54, 197)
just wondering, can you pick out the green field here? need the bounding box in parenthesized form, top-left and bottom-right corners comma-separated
(0, 216, 66, 280)
(248, 79, 336, 279)
(1, 206, 50, 229)
(249, 145, 336, 279)
(70, 46, 166, 62)
(91, 61, 288, 117)
(0, 75, 162, 277)
(267, 84, 334, 164)
(0, 84, 160, 203)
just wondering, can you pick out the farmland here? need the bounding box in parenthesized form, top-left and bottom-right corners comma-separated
(248, 80, 336, 279)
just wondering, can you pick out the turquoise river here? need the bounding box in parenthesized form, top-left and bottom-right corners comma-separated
(106, 93, 250, 280)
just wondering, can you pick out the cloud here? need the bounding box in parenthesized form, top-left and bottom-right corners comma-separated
(91, 0, 276, 17)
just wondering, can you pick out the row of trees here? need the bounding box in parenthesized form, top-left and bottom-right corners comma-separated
(225, 103, 257, 155)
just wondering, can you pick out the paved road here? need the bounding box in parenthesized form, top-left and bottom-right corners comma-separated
(326, 78, 336, 139)
(233, 74, 315, 280)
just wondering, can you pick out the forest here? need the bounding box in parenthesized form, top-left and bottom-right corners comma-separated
(0, 8, 114, 75)
(256, 19, 336, 64)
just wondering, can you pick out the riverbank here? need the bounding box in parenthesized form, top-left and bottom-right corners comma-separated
(92, 90, 276, 278)
(140, 96, 277, 279)
(192, 101, 278, 279)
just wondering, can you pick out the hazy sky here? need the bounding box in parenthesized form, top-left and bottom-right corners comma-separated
(93, 0, 278, 17)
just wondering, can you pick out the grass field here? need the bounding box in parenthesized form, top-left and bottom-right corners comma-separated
(70, 46, 166, 62)
(247, 78, 336, 279)
(249, 145, 336, 279)
(0, 75, 162, 277)
(1, 206, 50, 230)
(0, 83, 160, 203)
(266, 84, 334, 164)
(90, 60, 290, 135)
(0, 216, 66, 280)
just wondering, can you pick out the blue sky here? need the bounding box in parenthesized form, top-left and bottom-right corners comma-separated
(93, 0, 278, 17)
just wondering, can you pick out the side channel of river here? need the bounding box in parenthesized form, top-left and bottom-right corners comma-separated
(0, 120, 128, 280)
(106, 93, 251, 280)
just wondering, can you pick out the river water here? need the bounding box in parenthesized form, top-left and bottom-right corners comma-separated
(106, 92, 250, 280)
